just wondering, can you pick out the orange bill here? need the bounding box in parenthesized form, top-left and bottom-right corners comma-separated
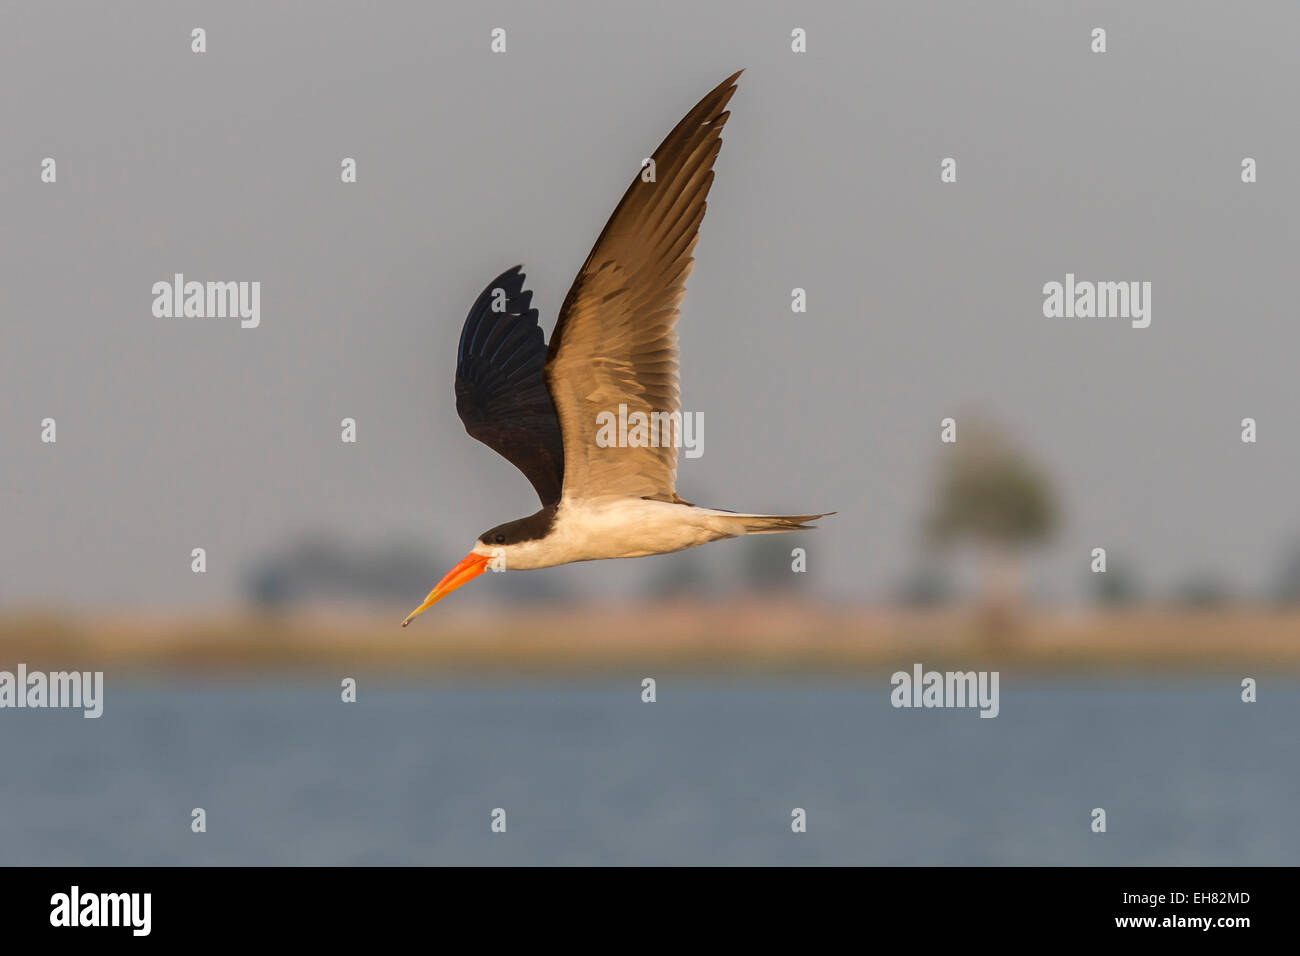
(400, 552, 490, 627)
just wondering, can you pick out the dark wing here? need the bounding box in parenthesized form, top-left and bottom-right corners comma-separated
(544, 71, 740, 501)
(455, 266, 565, 506)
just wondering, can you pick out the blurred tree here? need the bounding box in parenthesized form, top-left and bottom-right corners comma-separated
(1091, 558, 1141, 606)
(648, 547, 713, 598)
(925, 418, 1057, 641)
(243, 534, 448, 608)
(1173, 573, 1232, 608)
(741, 535, 800, 594)
(1272, 540, 1300, 606)
(897, 560, 954, 607)
(246, 563, 293, 610)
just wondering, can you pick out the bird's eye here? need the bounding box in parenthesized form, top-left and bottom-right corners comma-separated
(494, 533, 506, 544)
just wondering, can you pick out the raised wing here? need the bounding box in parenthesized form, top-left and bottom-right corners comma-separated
(455, 266, 565, 506)
(544, 71, 740, 502)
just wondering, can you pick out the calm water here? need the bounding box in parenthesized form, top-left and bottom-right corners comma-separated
(0, 679, 1295, 866)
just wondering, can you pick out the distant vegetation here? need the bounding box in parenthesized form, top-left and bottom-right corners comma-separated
(1272, 540, 1300, 606)
(924, 417, 1057, 638)
(1172, 573, 1234, 609)
(1091, 558, 1142, 606)
(896, 561, 955, 607)
(245, 528, 812, 609)
(243, 533, 570, 608)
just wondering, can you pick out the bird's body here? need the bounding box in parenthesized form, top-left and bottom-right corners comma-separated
(473, 499, 828, 571)
(402, 70, 832, 626)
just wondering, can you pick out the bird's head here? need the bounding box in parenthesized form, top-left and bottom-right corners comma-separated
(399, 510, 557, 626)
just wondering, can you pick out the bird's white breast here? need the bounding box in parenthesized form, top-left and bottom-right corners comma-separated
(503, 497, 728, 569)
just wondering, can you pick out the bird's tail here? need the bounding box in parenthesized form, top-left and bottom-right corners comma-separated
(702, 510, 836, 536)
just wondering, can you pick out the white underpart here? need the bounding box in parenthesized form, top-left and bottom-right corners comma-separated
(472, 498, 789, 570)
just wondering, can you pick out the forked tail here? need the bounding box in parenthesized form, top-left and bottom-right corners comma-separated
(704, 510, 836, 536)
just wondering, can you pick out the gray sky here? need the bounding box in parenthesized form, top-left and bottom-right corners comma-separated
(1, 1, 1296, 609)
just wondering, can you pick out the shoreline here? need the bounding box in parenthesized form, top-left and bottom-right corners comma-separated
(2, 602, 1296, 676)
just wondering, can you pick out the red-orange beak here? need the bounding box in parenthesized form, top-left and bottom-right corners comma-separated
(400, 552, 490, 627)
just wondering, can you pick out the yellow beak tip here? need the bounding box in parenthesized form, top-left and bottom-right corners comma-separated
(399, 552, 488, 628)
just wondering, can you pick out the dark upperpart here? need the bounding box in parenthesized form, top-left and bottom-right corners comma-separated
(479, 504, 560, 546)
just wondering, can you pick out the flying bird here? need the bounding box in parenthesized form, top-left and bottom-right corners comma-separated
(402, 70, 832, 627)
